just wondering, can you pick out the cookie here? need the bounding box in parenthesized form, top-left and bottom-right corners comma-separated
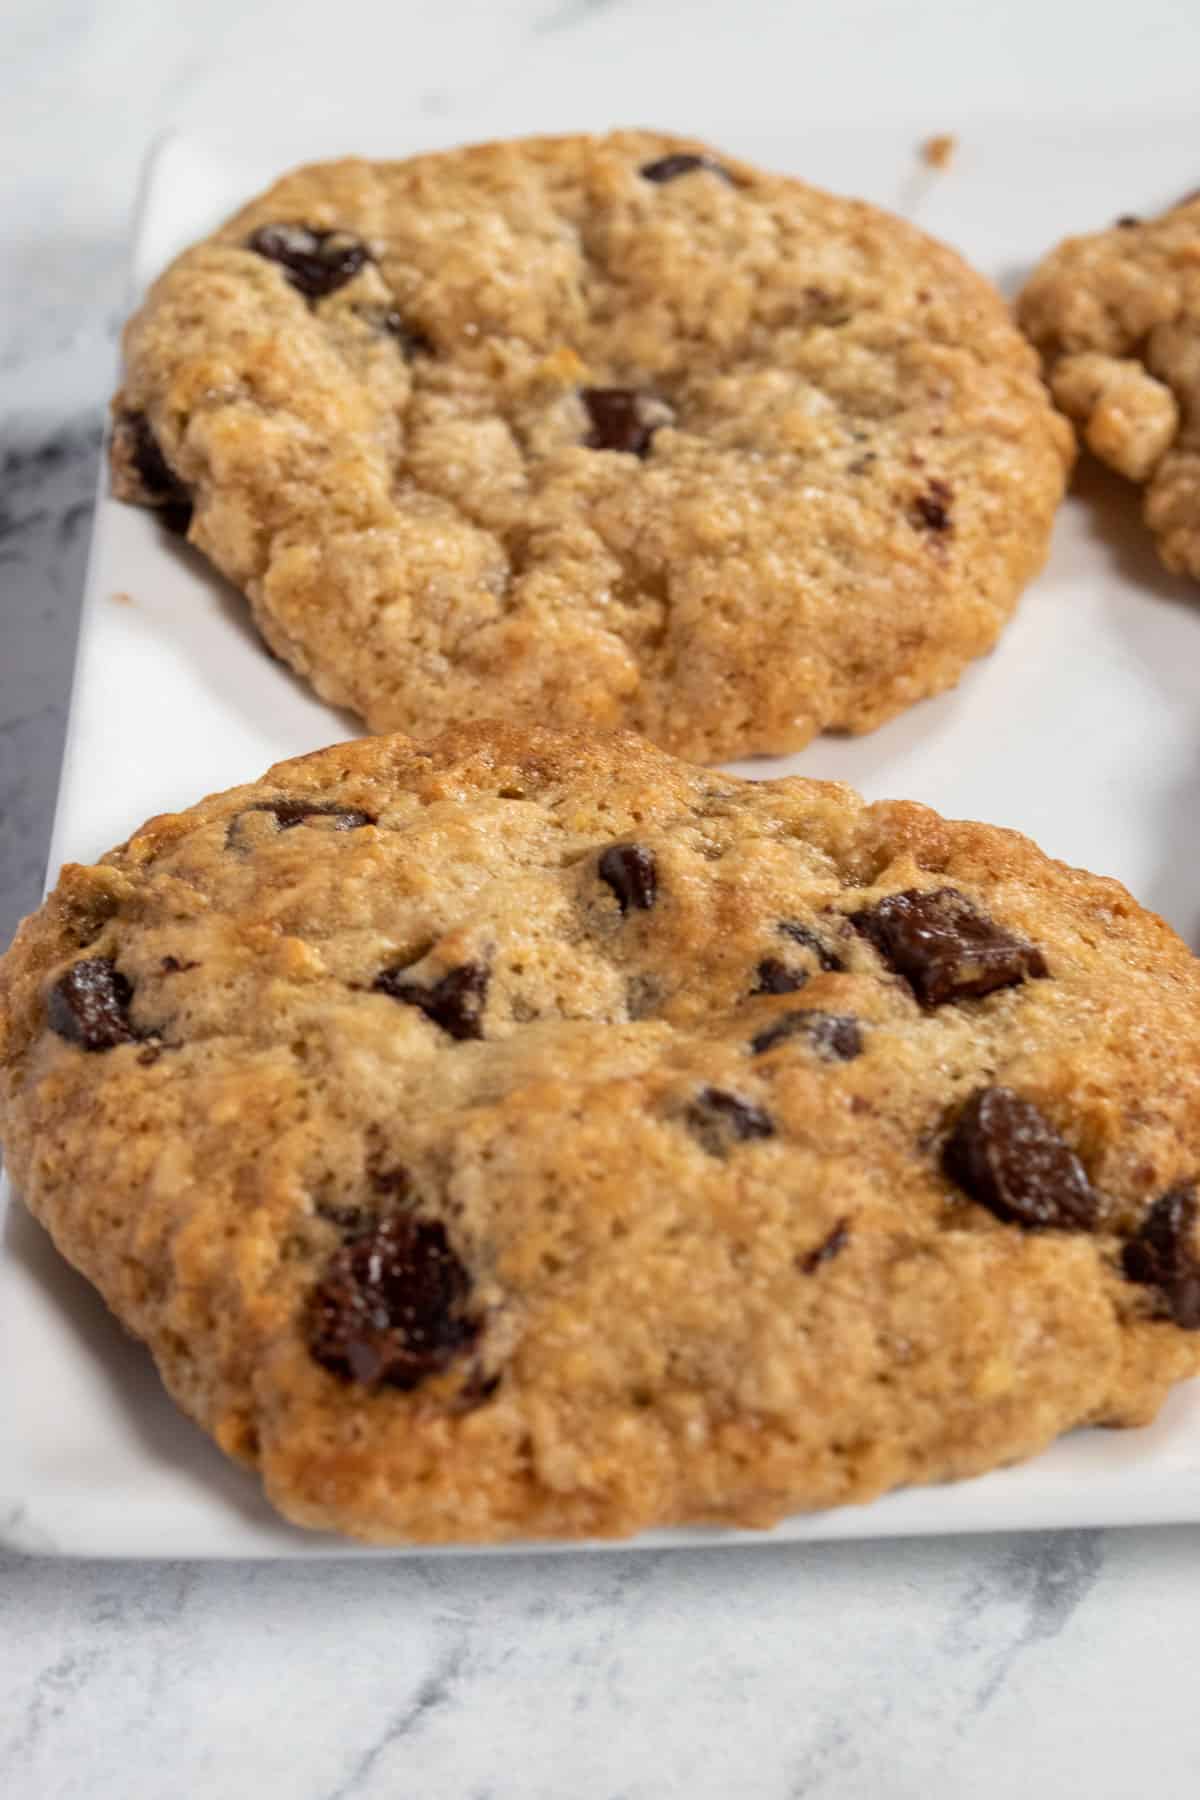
(110, 131, 1071, 763)
(1019, 195, 1200, 577)
(3, 721, 1200, 1545)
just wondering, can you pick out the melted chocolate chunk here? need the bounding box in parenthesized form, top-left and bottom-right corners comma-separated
(640, 152, 734, 185)
(800, 1217, 851, 1274)
(228, 801, 375, 846)
(374, 961, 490, 1040)
(581, 387, 658, 457)
(598, 843, 658, 913)
(912, 477, 954, 533)
(117, 411, 193, 534)
(246, 224, 370, 299)
(754, 957, 809, 996)
(1122, 1185, 1200, 1329)
(849, 887, 1047, 1007)
(779, 920, 843, 972)
(942, 1087, 1100, 1230)
(47, 958, 137, 1051)
(260, 800, 375, 831)
(751, 1009, 862, 1061)
(685, 1086, 775, 1156)
(306, 1216, 478, 1387)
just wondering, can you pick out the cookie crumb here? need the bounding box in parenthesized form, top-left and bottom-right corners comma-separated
(920, 134, 957, 171)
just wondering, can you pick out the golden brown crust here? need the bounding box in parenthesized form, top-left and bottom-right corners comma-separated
(112, 132, 1070, 762)
(3, 722, 1199, 1544)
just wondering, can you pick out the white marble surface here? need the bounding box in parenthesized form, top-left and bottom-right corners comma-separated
(6, 2, 1200, 1794)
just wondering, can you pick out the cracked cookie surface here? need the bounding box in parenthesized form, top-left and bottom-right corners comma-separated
(3, 722, 1199, 1545)
(111, 131, 1070, 761)
(1019, 195, 1200, 577)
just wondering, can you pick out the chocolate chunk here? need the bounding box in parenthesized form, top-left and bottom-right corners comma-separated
(942, 1087, 1100, 1230)
(755, 919, 844, 993)
(779, 920, 843, 972)
(912, 477, 954, 533)
(582, 387, 658, 457)
(751, 1009, 862, 1061)
(685, 1086, 775, 1156)
(246, 224, 369, 300)
(598, 843, 658, 913)
(116, 411, 193, 535)
(47, 957, 137, 1051)
(849, 887, 1047, 1007)
(640, 152, 734, 185)
(1122, 1185, 1200, 1329)
(260, 800, 375, 831)
(374, 961, 490, 1040)
(800, 1217, 851, 1274)
(754, 957, 809, 996)
(306, 1216, 478, 1388)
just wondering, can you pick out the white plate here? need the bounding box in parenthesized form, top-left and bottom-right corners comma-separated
(5, 116, 1200, 1559)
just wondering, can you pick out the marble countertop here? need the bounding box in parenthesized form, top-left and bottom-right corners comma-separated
(5, 3, 1200, 1794)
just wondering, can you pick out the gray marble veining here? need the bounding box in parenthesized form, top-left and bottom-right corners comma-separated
(5, 2, 1200, 1795)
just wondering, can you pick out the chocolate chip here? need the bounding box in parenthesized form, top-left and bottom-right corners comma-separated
(753, 957, 808, 996)
(47, 957, 137, 1051)
(306, 1216, 478, 1388)
(160, 956, 199, 975)
(374, 961, 490, 1040)
(1122, 1184, 1200, 1329)
(640, 152, 735, 185)
(581, 388, 658, 457)
(751, 1009, 862, 1061)
(116, 411, 193, 535)
(246, 224, 370, 300)
(261, 800, 375, 831)
(685, 1086, 775, 1156)
(800, 1217, 851, 1274)
(778, 919, 844, 973)
(229, 800, 375, 845)
(849, 887, 1047, 1007)
(759, 921, 845, 993)
(942, 1087, 1100, 1231)
(912, 477, 954, 533)
(598, 843, 658, 913)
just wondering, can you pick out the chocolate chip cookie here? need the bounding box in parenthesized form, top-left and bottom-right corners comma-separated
(1019, 194, 1200, 577)
(111, 132, 1071, 762)
(4, 723, 1199, 1543)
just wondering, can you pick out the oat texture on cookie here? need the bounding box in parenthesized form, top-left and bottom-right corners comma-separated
(3, 723, 1200, 1544)
(111, 132, 1071, 761)
(1019, 194, 1200, 578)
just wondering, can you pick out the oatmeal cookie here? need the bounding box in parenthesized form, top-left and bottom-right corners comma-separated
(2, 723, 1199, 1543)
(1019, 194, 1200, 576)
(112, 132, 1070, 761)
